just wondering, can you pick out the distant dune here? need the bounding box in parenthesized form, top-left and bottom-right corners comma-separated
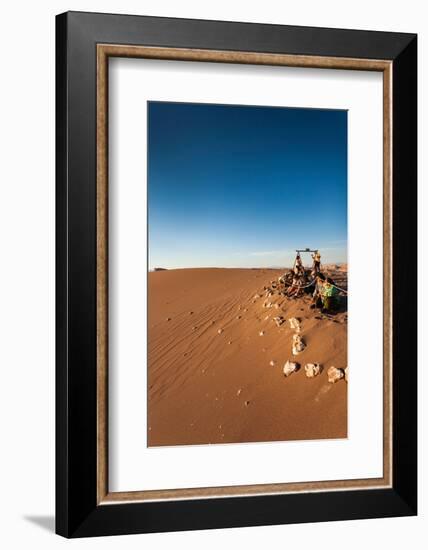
(148, 267, 347, 447)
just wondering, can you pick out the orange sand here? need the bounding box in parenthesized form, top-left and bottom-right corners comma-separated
(148, 268, 347, 446)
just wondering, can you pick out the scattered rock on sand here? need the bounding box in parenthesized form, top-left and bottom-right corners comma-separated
(273, 316, 285, 327)
(345, 367, 348, 382)
(269, 360, 276, 367)
(236, 389, 242, 396)
(305, 363, 322, 378)
(283, 361, 299, 377)
(217, 328, 223, 334)
(289, 317, 301, 332)
(259, 331, 265, 336)
(327, 366, 345, 384)
(166, 317, 172, 321)
(292, 334, 306, 355)
(244, 400, 250, 407)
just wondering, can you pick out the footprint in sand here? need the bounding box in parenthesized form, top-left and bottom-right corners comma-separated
(315, 384, 332, 402)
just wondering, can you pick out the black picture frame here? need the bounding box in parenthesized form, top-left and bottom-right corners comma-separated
(56, 11, 417, 538)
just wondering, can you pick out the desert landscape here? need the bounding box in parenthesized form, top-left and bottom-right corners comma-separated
(147, 266, 348, 447)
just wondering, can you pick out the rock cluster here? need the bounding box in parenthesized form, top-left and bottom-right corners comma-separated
(288, 317, 301, 333)
(327, 366, 345, 384)
(292, 334, 306, 355)
(256, 277, 346, 388)
(283, 361, 299, 377)
(304, 363, 322, 378)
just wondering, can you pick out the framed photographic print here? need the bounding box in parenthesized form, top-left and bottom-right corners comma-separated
(56, 11, 417, 537)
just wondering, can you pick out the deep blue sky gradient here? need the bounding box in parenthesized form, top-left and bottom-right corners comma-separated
(148, 102, 347, 269)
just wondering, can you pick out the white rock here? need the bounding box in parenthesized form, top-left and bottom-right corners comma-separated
(327, 366, 345, 384)
(283, 361, 299, 377)
(273, 316, 285, 327)
(217, 328, 223, 334)
(269, 360, 276, 366)
(292, 334, 305, 355)
(259, 331, 265, 336)
(305, 363, 322, 378)
(345, 367, 348, 382)
(289, 317, 301, 332)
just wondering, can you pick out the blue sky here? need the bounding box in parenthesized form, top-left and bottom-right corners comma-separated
(148, 102, 347, 269)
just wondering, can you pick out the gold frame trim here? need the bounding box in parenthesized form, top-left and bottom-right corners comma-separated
(96, 44, 393, 505)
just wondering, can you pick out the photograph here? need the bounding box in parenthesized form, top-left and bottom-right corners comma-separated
(0, 1, 420, 544)
(147, 101, 348, 447)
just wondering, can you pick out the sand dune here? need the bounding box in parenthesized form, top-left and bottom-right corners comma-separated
(148, 268, 347, 447)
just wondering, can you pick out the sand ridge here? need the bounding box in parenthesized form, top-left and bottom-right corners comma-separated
(148, 267, 347, 446)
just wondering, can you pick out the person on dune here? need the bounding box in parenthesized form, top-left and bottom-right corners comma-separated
(310, 272, 326, 309)
(320, 277, 339, 313)
(311, 250, 321, 274)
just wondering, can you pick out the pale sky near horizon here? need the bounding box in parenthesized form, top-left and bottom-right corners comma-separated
(148, 101, 347, 270)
